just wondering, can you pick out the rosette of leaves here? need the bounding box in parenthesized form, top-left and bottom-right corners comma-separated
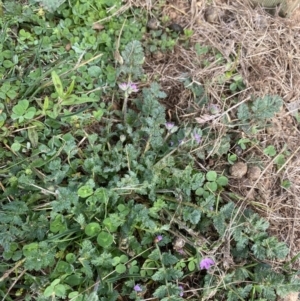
(237, 95, 283, 133)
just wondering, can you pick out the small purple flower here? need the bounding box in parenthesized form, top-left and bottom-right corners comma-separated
(118, 82, 138, 94)
(193, 132, 202, 144)
(178, 285, 184, 297)
(118, 83, 128, 91)
(165, 122, 175, 131)
(130, 83, 138, 93)
(177, 249, 185, 255)
(134, 284, 143, 292)
(156, 235, 163, 242)
(200, 258, 215, 270)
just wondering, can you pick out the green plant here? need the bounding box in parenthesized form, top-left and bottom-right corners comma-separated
(1, 36, 299, 301)
(229, 74, 246, 92)
(11, 99, 36, 123)
(237, 95, 283, 133)
(1, 1, 299, 299)
(263, 145, 277, 157)
(227, 153, 237, 164)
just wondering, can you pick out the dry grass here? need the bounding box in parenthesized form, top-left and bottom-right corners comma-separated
(127, 0, 300, 267)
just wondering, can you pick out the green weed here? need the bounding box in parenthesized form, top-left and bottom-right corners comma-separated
(0, 1, 299, 301)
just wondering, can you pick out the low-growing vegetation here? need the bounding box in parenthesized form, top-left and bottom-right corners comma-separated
(0, 0, 300, 301)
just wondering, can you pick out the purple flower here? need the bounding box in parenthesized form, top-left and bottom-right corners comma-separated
(156, 235, 163, 242)
(130, 83, 138, 93)
(134, 284, 142, 292)
(118, 83, 128, 91)
(193, 132, 202, 144)
(178, 285, 184, 297)
(177, 249, 185, 255)
(165, 122, 175, 131)
(200, 258, 215, 270)
(118, 82, 138, 94)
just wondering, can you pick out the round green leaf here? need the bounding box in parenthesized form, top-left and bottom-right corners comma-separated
(103, 217, 118, 232)
(205, 182, 218, 192)
(112, 256, 120, 266)
(24, 107, 36, 119)
(206, 171, 217, 182)
(65, 274, 83, 287)
(97, 231, 114, 248)
(6, 90, 18, 100)
(55, 261, 72, 274)
(117, 204, 126, 212)
(44, 285, 55, 297)
(54, 284, 66, 297)
(9, 242, 19, 252)
(88, 66, 101, 77)
(85, 222, 101, 236)
(119, 254, 129, 263)
(11, 142, 21, 152)
(188, 260, 196, 271)
(129, 265, 139, 274)
(3, 60, 14, 68)
(195, 187, 204, 196)
(77, 185, 94, 198)
(115, 264, 126, 274)
(66, 253, 76, 264)
(68, 292, 79, 298)
(216, 176, 228, 186)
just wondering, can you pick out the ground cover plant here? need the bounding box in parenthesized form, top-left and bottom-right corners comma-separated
(1, 0, 300, 300)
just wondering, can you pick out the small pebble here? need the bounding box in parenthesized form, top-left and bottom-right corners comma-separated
(247, 166, 261, 180)
(234, 145, 243, 156)
(147, 18, 159, 30)
(230, 162, 247, 178)
(168, 23, 184, 34)
(204, 6, 220, 24)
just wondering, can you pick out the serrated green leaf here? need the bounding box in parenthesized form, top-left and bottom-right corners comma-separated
(161, 252, 178, 266)
(148, 249, 160, 261)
